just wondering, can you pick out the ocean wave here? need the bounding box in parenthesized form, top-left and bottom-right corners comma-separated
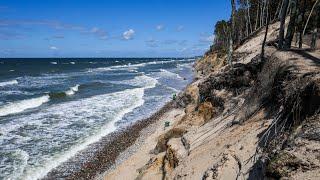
(110, 74, 158, 89)
(0, 80, 18, 87)
(0, 90, 34, 96)
(65, 85, 80, 96)
(88, 59, 191, 73)
(3, 149, 30, 180)
(0, 95, 50, 117)
(20, 88, 145, 180)
(49, 85, 80, 99)
(50, 62, 58, 65)
(159, 69, 183, 79)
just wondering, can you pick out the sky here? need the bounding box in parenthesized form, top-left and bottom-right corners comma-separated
(0, 0, 231, 57)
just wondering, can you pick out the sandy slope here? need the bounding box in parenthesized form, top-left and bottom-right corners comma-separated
(103, 20, 320, 180)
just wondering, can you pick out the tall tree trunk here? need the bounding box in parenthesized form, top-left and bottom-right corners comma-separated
(255, 2, 260, 30)
(274, 0, 283, 21)
(262, 0, 270, 60)
(284, 0, 298, 49)
(298, 0, 307, 48)
(311, 3, 320, 50)
(278, 0, 290, 49)
(246, 14, 249, 37)
(260, 1, 264, 27)
(246, 0, 252, 34)
(228, 0, 236, 67)
(303, 0, 320, 36)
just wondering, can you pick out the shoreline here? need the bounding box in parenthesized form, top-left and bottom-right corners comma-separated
(43, 100, 176, 179)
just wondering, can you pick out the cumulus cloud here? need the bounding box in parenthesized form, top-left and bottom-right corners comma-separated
(122, 29, 135, 40)
(50, 46, 58, 50)
(156, 24, 164, 31)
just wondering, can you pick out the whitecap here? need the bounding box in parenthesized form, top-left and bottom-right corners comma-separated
(0, 80, 18, 87)
(110, 74, 158, 89)
(159, 69, 183, 79)
(70, 62, 75, 65)
(50, 62, 58, 65)
(19, 88, 145, 180)
(65, 85, 80, 96)
(0, 95, 50, 117)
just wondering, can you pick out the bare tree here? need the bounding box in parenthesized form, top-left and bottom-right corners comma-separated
(303, 0, 319, 36)
(246, 0, 253, 33)
(262, 0, 270, 59)
(284, 0, 298, 49)
(311, 3, 320, 50)
(278, 0, 290, 49)
(228, 0, 236, 66)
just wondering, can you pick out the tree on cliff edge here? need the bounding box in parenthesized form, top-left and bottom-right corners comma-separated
(228, 0, 236, 67)
(278, 0, 289, 49)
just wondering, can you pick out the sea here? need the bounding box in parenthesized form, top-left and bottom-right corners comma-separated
(0, 58, 195, 180)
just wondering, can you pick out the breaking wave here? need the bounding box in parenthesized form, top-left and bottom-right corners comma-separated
(0, 95, 50, 117)
(0, 80, 18, 87)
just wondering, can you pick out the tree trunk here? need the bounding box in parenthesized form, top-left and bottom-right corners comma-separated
(303, 0, 319, 36)
(246, 0, 252, 34)
(262, 0, 270, 60)
(255, 2, 260, 30)
(274, 0, 283, 21)
(284, 0, 298, 49)
(298, 0, 307, 49)
(260, 1, 264, 27)
(311, 3, 320, 50)
(278, 0, 290, 49)
(228, 0, 236, 66)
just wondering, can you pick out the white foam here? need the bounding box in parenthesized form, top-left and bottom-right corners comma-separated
(0, 95, 50, 117)
(111, 74, 158, 89)
(70, 62, 75, 65)
(88, 59, 186, 73)
(65, 85, 80, 96)
(50, 62, 58, 65)
(7, 149, 30, 180)
(159, 69, 183, 79)
(0, 80, 18, 87)
(21, 88, 145, 180)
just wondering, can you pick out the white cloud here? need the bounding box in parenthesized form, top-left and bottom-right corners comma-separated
(156, 24, 164, 31)
(89, 27, 108, 40)
(50, 46, 58, 50)
(177, 25, 184, 31)
(122, 29, 135, 40)
(90, 27, 99, 33)
(200, 34, 215, 43)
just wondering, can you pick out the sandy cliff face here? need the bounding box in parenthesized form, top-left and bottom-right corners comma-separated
(104, 20, 320, 180)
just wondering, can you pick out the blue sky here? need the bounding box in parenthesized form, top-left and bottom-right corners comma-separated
(0, 0, 230, 57)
